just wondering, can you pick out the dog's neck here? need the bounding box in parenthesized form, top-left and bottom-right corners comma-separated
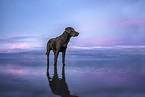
(61, 31, 72, 45)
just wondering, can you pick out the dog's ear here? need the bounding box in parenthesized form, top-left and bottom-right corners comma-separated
(65, 27, 71, 33)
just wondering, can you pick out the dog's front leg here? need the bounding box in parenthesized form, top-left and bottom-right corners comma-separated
(62, 49, 66, 65)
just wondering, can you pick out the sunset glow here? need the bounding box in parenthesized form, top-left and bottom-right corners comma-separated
(1, 0, 145, 53)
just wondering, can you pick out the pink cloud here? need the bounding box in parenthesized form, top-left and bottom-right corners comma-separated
(10, 44, 29, 49)
(111, 18, 145, 27)
(71, 36, 144, 47)
(89, 39, 125, 46)
(73, 39, 132, 47)
(120, 20, 145, 26)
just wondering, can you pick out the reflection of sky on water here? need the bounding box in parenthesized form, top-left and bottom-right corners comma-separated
(0, 49, 145, 97)
(65, 59, 145, 97)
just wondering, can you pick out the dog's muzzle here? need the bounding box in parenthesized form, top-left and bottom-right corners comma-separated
(73, 32, 79, 37)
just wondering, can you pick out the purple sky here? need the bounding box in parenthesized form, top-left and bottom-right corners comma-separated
(1, 0, 145, 53)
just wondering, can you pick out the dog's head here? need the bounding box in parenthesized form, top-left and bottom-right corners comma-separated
(65, 27, 79, 37)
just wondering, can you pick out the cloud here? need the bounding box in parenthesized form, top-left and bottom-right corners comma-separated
(3, 43, 42, 53)
(0, 36, 35, 43)
(69, 46, 113, 50)
(0, 35, 43, 53)
(10, 43, 29, 49)
(1, 0, 145, 53)
(111, 18, 145, 28)
(68, 45, 145, 50)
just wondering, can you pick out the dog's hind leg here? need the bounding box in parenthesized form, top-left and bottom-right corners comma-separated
(54, 51, 59, 65)
(46, 43, 51, 60)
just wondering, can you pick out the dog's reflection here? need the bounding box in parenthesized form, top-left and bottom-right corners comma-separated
(46, 62, 78, 97)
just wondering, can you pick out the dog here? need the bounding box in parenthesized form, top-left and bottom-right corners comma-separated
(46, 27, 79, 64)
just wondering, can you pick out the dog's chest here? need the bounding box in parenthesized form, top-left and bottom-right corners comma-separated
(60, 42, 67, 48)
(59, 45, 67, 52)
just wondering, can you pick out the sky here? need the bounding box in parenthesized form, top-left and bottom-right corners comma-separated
(0, 0, 145, 53)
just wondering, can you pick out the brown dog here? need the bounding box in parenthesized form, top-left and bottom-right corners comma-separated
(46, 27, 79, 64)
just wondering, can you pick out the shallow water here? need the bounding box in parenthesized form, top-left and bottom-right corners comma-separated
(0, 49, 145, 97)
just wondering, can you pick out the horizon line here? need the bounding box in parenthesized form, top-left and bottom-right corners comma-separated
(0, 45, 145, 53)
(68, 45, 145, 49)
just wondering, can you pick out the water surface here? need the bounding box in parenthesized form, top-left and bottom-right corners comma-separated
(0, 48, 145, 97)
